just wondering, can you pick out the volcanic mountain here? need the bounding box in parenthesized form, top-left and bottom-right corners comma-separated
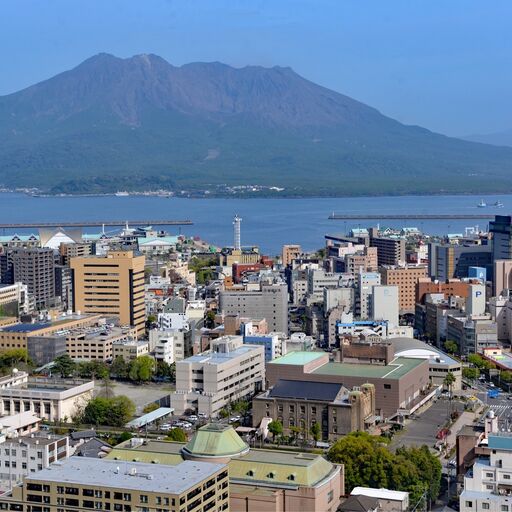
(1, 53, 511, 195)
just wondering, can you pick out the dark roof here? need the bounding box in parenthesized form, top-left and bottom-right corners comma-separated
(2, 323, 51, 333)
(74, 438, 111, 458)
(70, 430, 96, 441)
(269, 380, 344, 401)
(339, 495, 379, 512)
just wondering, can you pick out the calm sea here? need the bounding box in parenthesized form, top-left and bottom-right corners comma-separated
(1, 193, 510, 255)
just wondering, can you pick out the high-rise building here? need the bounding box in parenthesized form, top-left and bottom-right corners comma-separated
(494, 259, 512, 296)
(171, 335, 265, 416)
(428, 243, 492, 281)
(281, 244, 302, 267)
(54, 264, 73, 311)
(12, 248, 56, 309)
(357, 272, 381, 320)
(372, 285, 399, 326)
(380, 265, 428, 314)
(70, 250, 146, 336)
(220, 282, 289, 333)
(369, 235, 406, 266)
(233, 214, 242, 250)
(490, 214, 512, 261)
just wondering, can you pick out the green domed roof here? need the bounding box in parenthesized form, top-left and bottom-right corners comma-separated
(182, 423, 249, 459)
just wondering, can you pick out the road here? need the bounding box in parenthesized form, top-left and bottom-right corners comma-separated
(390, 399, 464, 451)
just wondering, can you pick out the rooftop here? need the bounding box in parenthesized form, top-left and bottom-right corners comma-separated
(183, 423, 249, 459)
(488, 433, 512, 451)
(126, 407, 174, 429)
(268, 380, 344, 402)
(351, 486, 408, 501)
(312, 357, 425, 380)
(183, 344, 262, 365)
(268, 351, 326, 366)
(28, 458, 225, 495)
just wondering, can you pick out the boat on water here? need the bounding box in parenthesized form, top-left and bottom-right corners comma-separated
(494, 201, 504, 208)
(477, 199, 487, 208)
(115, 191, 130, 197)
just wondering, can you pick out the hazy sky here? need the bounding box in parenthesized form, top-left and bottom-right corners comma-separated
(1, 0, 511, 136)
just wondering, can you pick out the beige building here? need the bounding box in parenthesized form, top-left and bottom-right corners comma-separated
(495, 259, 512, 296)
(59, 241, 92, 265)
(0, 457, 228, 512)
(112, 339, 150, 361)
(0, 314, 102, 351)
(66, 324, 137, 361)
(171, 335, 265, 417)
(380, 264, 428, 314)
(0, 378, 94, 422)
(253, 380, 376, 442)
(0, 282, 29, 315)
(70, 250, 146, 337)
(282, 244, 302, 266)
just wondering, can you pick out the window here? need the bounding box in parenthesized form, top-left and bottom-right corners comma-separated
(482, 504, 490, 510)
(327, 490, 334, 503)
(504, 474, 511, 480)
(501, 506, 509, 512)
(485, 472, 493, 478)
(384, 384, 391, 389)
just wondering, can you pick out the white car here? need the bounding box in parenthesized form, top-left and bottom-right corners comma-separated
(188, 415, 199, 422)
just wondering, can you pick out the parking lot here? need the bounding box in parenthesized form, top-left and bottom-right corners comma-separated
(390, 399, 464, 451)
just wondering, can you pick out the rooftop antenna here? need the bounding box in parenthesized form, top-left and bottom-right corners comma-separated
(233, 215, 242, 250)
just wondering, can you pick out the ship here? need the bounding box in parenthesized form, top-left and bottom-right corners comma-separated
(494, 200, 504, 208)
(477, 199, 487, 208)
(115, 191, 130, 197)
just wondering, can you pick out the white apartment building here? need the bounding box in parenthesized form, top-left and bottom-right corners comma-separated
(158, 312, 189, 331)
(372, 285, 399, 327)
(154, 337, 174, 365)
(0, 434, 70, 490)
(149, 329, 187, 360)
(461, 429, 512, 512)
(357, 272, 381, 320)
(170, 336, 265, 417)
(0, 283, 29, 315)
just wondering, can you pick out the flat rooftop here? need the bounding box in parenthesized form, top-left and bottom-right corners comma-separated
(28, 457, 224, 495)
(184, 344, 261, 364)
(485, 351, 512, 370)
(312, 357, 425, 380)
(268, 352, 326, 366)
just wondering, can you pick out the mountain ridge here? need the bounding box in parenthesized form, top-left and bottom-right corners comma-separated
(1, 53, 512, 196)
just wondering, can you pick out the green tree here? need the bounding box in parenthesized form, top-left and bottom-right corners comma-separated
(155, 361, 175, 380)
(218, 408, 230, 419)
(143, 402, 159, 414)
(468, 353, 485, 368)
(268, 420, 283, 442)
(463, 367, 480, 380)
(128, 356, 156, 383)
(443, 340, 458, 355)
(310, 422, 322, 442)
(443, 371, 456, 392)
(118, 432, 133, 443)
(232, 400, 250, 421)
(166, 428, 187, 442)
(52, 354, 76, 378)
(81, 395, 135, 427)
(77, 360, 109, 380)
(501, 371, 512, 383)
(110, 356, 129, 379)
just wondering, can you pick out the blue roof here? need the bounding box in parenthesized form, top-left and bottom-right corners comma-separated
(488, 434, 512, 451)
(2, 323, 51, 333)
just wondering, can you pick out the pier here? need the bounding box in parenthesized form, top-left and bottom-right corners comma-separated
(328, 214, 497, 220)
(0, 220, 193, 229)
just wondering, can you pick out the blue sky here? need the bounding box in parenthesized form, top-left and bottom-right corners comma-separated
(1, 0, 510, 136)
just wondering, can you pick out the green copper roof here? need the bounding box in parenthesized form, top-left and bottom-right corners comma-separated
(268, 351, 326, 365)
(182, 423, 249, 458)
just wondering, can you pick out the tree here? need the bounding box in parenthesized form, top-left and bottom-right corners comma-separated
(462, 367, 480, 380)
(52, 354, 76, 378)
(81, 395, 135, 427)
(443, 371, 456, 391)
(232, 400, 250, 421)
(166, 428, 187, 442)
(443, 340, 458, 355)
(143, 403, 159, 414)
(218, 408, 230, 419)
(310, 422, 322, 442)
(468, 353, 485, 368)
(155, 361, 175, 380)
(501, 371, 512, 383)
(327, 432, 441, 505)
(128, 356, 156, 383)
(268, 420, 283, 442)
(110, 356, 129, 379)
(77, 360, 109, 380)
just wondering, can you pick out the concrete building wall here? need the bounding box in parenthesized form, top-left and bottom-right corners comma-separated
(372, 285, 399, 326)
(380, 266, 428, 314)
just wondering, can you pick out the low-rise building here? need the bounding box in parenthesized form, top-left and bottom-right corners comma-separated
(0, 433, 70, 490)
(0, 457, 228, 512)
(253, 380, 376, 441)
(154, 337, 174, 365)
(0, 378, 94, 422)
(170, 335, 265, 417)
(243, 332, 287, 361)
(112, 339, 149, 362)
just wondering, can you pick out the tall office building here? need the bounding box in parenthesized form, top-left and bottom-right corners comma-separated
(428, 243, 492, 281)
(220, 282, 289, 333)
(281, 244, 302, 267)
(380, 265, 428, 314)
(12, 248, 55, 309)
(357, 272, 381, 320)
(369, 234, 406, 266)
(490, 215, 512, 261)
(70, 251, 146, 336)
